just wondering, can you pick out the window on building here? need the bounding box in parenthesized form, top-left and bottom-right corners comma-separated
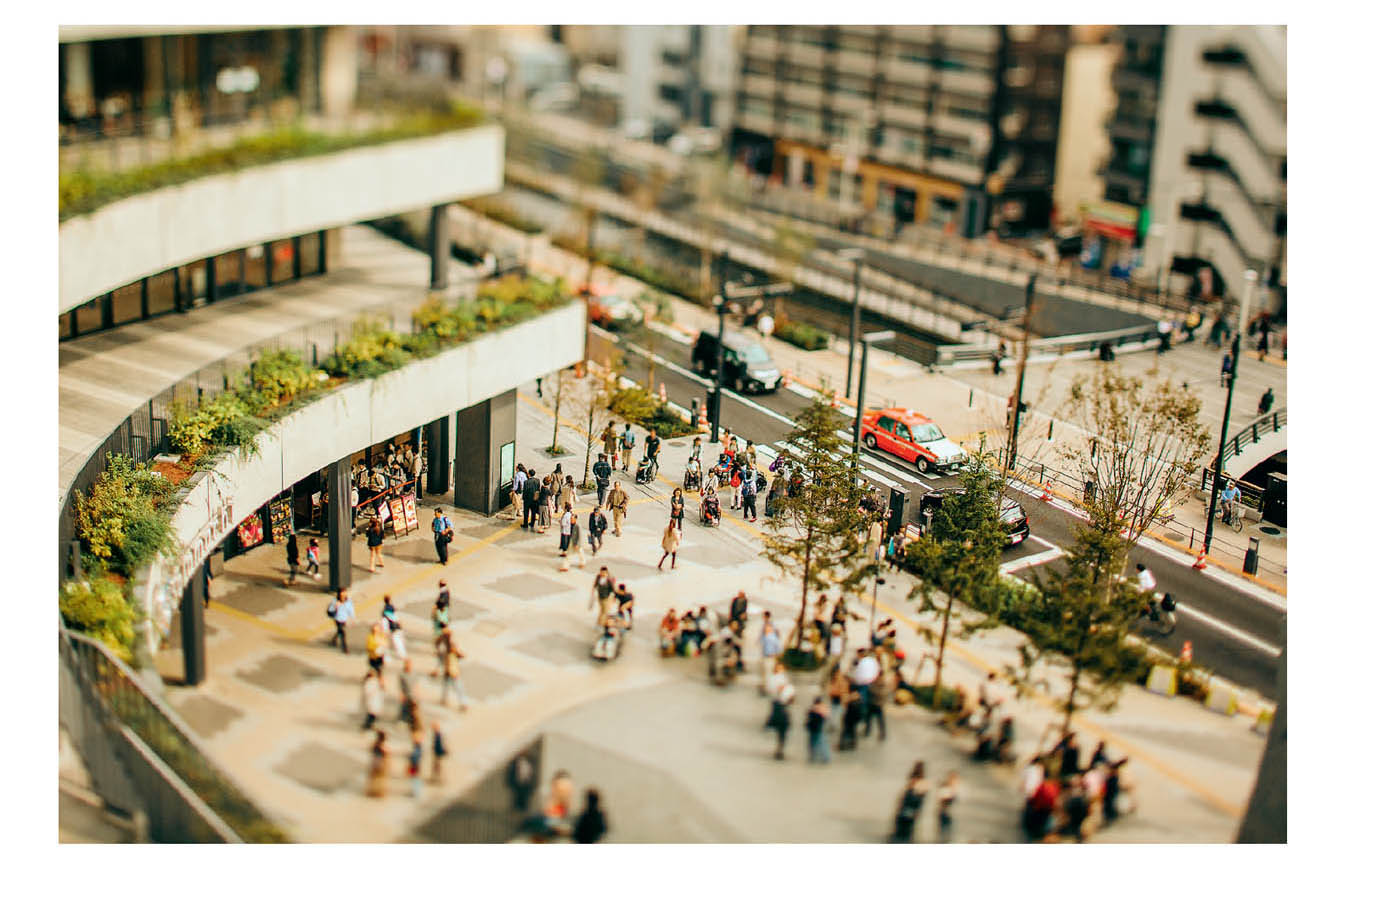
(268, 239, 296, 284)
(147, 269, 177, 316)
(111, 281, 143, 326)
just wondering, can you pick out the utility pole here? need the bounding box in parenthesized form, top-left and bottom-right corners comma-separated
(709, 249, 730, 444)
(1005, 275, 1037, 474)
(839, 248, 865, 398)
(1204, 269, 1256, 554)
(852, 330, 896, 466)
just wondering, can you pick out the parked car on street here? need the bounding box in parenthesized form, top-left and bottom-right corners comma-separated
(859, 407, 968, 474)
(587, 292, 644, 330)
(918, 488, 1031, 547)
(691, 330, 784, 394)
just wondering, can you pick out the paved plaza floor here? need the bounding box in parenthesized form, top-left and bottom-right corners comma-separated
(143, 384, 1267, 842)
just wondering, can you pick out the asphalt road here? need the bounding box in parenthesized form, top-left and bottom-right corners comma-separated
(599, 324, 1284, 701)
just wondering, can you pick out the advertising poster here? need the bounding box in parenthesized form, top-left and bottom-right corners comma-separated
(377, 501, 391, 524)
(236, 511, 264, 548)
(388, 496, 408, 537)
(269, 497, 293, 543)
(402, 492, 419, 532)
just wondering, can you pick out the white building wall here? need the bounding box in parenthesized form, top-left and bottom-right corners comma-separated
(1053, 41, 1119, 219)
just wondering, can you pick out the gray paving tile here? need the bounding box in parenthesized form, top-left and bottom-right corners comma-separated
(401, 598, 486, 624)
(384, 536, 439, 564)
(217, 583, 298, 617)
(273, 741, 364, 795)
(171, 694, 244, 740)
(482, 572, 572, 600)
(236, 653, 327, 695)
(460, 662, 524, 702)
(509, 631, 593, 667)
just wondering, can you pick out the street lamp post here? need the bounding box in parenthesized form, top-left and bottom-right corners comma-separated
(838, 247, 865, 398)
(869, 575, 886, 645)
(1204, 269, 1257, 555)
(852, 330, 896, 466)
(1005, 275, 1037, 473)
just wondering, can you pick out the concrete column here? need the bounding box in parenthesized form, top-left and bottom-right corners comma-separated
(180, 572, 207, 686)
(454, 391, 517, 515)
(426, 416, 451, 495)
(429, 203, 451, 291)
(914, 186, 933, 224)
(63, 42, 95, 120)
(327, 456, 353, 592)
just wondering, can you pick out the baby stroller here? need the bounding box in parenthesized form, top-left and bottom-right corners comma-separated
(591, 616, 625, 662)
(701, 492, 722, 526)
(683, 461, 702, 492)
(635, 455, 657, 484)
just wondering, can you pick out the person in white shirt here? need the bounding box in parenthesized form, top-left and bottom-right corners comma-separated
(1134, 563, 1156, 594)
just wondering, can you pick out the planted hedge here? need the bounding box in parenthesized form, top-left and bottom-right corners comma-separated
(609, 385, 698, 439)
(774, 318, 830, 351)
(60, 104, 485, 221)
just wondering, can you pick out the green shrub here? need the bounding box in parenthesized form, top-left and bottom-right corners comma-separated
(60, 575, 136, 662)
(245, 349, 318, 412)
(775, 320, 830, 351)
(61, 105, 485, 220)
(781, 648, 823, 672)
(608, 385, 697, 439)
(907, 683, 964, 711)
(168, 391, 260, 458)
(73, 454, 175, 576)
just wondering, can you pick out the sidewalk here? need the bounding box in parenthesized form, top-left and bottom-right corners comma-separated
(143, 382, 1266, 842)
(458, 206, 1286, 591)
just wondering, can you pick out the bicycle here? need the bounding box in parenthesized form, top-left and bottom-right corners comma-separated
(1205, 499, 1245, 533)
(1134, 604, 1177, 638)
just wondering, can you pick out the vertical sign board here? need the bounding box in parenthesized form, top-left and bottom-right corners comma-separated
(269, 497, 294, 543)
(388, 496, 409, 537)
(402, 492, 419, 532)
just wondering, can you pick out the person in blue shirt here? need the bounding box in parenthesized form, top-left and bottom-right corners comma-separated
(1220, 481, 1241, 525)
(432, 508, 453, 565)
(329, 588, 355, 654)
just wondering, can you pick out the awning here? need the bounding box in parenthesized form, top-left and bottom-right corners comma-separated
(1082, 200, 1140, 242)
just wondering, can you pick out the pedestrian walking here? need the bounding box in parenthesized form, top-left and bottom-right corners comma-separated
(935, 772, 959, 843)
(838, 687, 861, 751)
(620, 424, 636, 472)
(728, 467, 743, 510)
(644, 429, 661, 471)
(992, 340, 1006, 375)
(328, 588, 354, 653)
(366, 621, 388, 680)
(285, 532, 300, 586)
(382, 597, 407, 662)
(741, 470, 758, 522)
(361, 671, 383, 730)
(507, 751, 536, 810)
(657, 520, 680, 570)
(569, 507, 586, 567)
(367, 517, 386, 570)
(430, 720, 447, 784)
(407, 726, 425, 798)
(560, 475, 578, 514)
(602, 421, 618, 463)
(865, 665, 889, 741)
(1258, 386, 1274, 416)
(805, 697, 831, 763)
(669, 487, 685, 532)
(758, 612, 781, 690)
(590, 567, 616, 627)
(890, 762, 930, 843)
(558, 503, 575, 559)
(607, 482, 629, 536)
(435, 629, 468, 711)
(765, 683, 795, 760)
(367, 729, 389, 798)
(305, 537, 320, 579)
(572, 789, 608, 843)
(592, 453, 612, 506)
(522, 469, 542, 531)
(1219, 350, 1234, 387)
(398, 658, 419, 724)
(587, 506, 608, 555)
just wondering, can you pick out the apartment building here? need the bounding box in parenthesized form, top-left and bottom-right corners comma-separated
(730, 24, 1069, 237)
(1102, 25, 1286, 309)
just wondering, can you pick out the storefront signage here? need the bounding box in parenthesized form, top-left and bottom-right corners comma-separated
(1083, 200, 1140, 242)
(269, 497, 293, 543)
(402, 493, 419, 531)
(389, 496, 409, 537)
(236, 511, 265, 549)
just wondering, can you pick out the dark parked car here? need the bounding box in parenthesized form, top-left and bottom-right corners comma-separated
(691, 330, 784, 394)
(917, 488, 1030, 547)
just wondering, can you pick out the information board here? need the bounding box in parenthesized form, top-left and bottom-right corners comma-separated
(388, 496, 409, 537)
(402, 492, 419, 532)
(236, 511, 264, 549)
(269, 497, 294, 543)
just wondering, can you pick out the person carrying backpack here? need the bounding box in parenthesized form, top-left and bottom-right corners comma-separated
(741, 469, 759, 522)
(592, 453, 612, 507)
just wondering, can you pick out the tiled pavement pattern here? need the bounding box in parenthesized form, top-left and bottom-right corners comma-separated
(143, 386, 1267, 842)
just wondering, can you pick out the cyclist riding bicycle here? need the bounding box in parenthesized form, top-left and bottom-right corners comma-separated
(1134, 563, 1156, 594)
(1219, 481, 1241, 525)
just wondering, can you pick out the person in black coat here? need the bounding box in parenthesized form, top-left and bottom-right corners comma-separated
(285, 532, 300, 586)
(572, 788, 608, 843)
(587, 506, 608, 555)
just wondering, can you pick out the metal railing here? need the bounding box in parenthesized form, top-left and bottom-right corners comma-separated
(59, 625, 286, 842)
(932, 323, 1161, 366)
(1217, 407, 1286, 469)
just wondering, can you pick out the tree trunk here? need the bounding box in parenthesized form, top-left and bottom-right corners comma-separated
(551, 375, 563, 452)
(1063, 661, 1082, 735)
(794, 536, 813, 648)
(933, 592, 953, 700)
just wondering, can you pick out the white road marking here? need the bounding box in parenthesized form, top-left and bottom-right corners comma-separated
(1174, 604, 1283, 657)
(1000, 547, 1065, 573)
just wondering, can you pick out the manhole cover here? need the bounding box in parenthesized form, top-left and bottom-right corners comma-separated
(1259, 525, 1282, 536)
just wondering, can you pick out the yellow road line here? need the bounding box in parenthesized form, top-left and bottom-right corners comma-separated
(209, 601, 320, 642)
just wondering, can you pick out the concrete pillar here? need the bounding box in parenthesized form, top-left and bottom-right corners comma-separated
(327, 456, 353, 592)
(180, 572, 207, 686)
(426, 416, 451, 495)
(63, 42, 95, 120)
(429, 203, 451, 291)
(454, 391, 517, 515)
(786, 149, 805, 187)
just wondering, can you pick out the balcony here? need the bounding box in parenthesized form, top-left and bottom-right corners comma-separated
(880, 100, 926, 129)
(745, 34, 779, 58)
(1108, 117, 1153, 144)
(59, 122, 504, 314)
(784, 82, 825, 108)
(930, 156, 984, 186)
(931, 112, 991, 144)
(938, 68, 996, 97)
(941, 25, 1000, 53)
(787, 42, 827, 67)
(883, 56, 934, 86)
(1216, 66, 1286, 157)
(833, 48, 877, 74)
(829, 91, 874, 115)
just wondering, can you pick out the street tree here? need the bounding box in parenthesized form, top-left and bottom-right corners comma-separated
(1056, 365, 1212, 549)
(541, 368, 574, 456)
(903, 453, 1010, 700)
(1012, 524, 1144, 733)
(763, 391, 867, 656)
(578, 355, 620, 489)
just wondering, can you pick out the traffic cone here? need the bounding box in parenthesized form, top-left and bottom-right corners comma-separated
(1192, 548, 1208, 570)
(697, 403, 709, 430)
(1039, 482, 1052, 502)
(1180, 640, 1193, 662)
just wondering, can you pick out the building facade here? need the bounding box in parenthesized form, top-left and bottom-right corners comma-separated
(1103, 25, 1286, 309)
(730, 24, 1069, 236)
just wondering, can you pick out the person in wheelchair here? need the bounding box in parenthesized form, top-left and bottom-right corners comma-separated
(592, 608, 625, 662)
(635, 455, 656, 484)
(702, 488, 722, 526)
(684, 457, 702, 492)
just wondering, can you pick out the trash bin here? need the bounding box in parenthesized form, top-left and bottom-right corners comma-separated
(888, 487, 907, 534)
(1083, 480, 1096, 506)
(1263, 473, 1287, 527)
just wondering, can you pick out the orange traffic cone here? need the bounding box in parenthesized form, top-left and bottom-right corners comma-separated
(1180, 640, 1193, 662)
(1192, 548, 1208, 570)
(1039, 482, 1052, 502)
(658, 383, 668, 405)
(697, 404, 709, 430)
